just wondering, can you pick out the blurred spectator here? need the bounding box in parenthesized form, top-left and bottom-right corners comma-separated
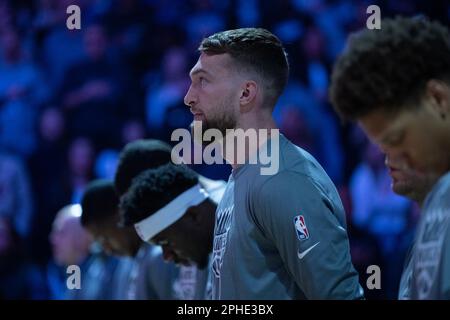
(236, 0, 260, 27)
(94, 149, 119, 180)
(0, 217, 47, 299)
(49, 204, 91, 267)
(145, 46, 190, 138)
(58, 23, 125, 147)
(185, 3, 226, 49)
(66, 137, 95, 204)
(313, 1, 354, 61)
(0, 151, 33, 240)
(28, 107, 67, 266)
(101, 0, 150, 58)
(32, 0, 61, 33)
(138, 1, 186, 74)
(0, 1, 14, 31)
(279, 104, 317, 155)
(39, 0, 86, 86)
(48, 204, 117, 299)
(48, 204, 90, 299)
(151, 0, 188, 27)
(261, 0, 299, 29)
(0, 26, 48, 157)
(301, 26, 329, 102)
(350, 142, 412, 243)
(275, 82, 344, 185)
(121, 119, 146, 146)
(350, 141, 413, 298)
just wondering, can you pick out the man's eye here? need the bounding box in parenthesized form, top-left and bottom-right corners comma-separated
(389, 133, 405, 146)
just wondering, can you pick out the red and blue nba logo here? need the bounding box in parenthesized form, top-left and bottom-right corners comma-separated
(293, 215, 309, 240)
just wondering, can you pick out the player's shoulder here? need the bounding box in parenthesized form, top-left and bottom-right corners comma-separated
(436, 171, 450, 190)
(254, 168, 320, 204)
(198, 176, 227, 204)
(282, 136, 327, 176)
(425, 171, 450, 212)
(198, 175, 226, 191)
(257, 135, 335, 194)
(436, 171, 450, 196)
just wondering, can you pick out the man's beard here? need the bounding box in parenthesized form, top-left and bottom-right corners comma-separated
(203, 112, 237, 136)
(190, 104, 237, 145)
(391, 170, 441, 206)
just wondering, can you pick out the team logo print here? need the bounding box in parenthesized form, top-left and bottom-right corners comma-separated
(415, 209, 448, 299)
(212, 205, 234, 300)
(293, 215, 309, 240)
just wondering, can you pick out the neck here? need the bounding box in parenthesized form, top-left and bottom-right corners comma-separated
(222, 112, 278, 169)
(238, 110, 277, 132)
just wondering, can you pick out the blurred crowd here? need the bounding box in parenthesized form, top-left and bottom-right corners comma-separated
(0, 0, 448, 299)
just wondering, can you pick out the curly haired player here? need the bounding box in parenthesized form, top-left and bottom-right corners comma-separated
(330, 17, 450, 299)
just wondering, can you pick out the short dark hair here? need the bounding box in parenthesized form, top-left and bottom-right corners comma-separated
(330, 17, 450, 120)
(120, 163, 198, 226)
(114, 139, 173, 196)
(81, 180, 119, 227)
(199, 28, 289, 106)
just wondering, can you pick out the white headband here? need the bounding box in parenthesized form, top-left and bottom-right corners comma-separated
(134, 184, 208, 242)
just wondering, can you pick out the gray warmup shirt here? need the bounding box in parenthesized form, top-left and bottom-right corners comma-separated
(112, 244, 209, 300)
(399, 171, 450, 299)
(211, 134, 363, 299)
(112, 244, 178, 299)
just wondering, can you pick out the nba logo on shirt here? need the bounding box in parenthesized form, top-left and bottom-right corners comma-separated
(293, 215, 309, 240)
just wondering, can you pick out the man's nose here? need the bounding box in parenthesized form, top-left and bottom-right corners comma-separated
(162, 246, 175, 262)
(385, 152, 405, 169)
(184, 85, 196, 107)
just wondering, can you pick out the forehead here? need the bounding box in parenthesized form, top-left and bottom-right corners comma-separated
(357, 109, 415, 142)
(190, 52, 234, 77)
(152, 218, 184, 241)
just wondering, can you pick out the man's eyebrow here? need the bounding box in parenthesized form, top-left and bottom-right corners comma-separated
(189, 68, 213, 78)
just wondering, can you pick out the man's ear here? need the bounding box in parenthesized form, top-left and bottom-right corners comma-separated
(239, 80, 258, 112)
(426, 79, 450, 120)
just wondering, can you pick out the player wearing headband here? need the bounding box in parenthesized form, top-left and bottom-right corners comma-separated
(120, 163, 225, 299)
